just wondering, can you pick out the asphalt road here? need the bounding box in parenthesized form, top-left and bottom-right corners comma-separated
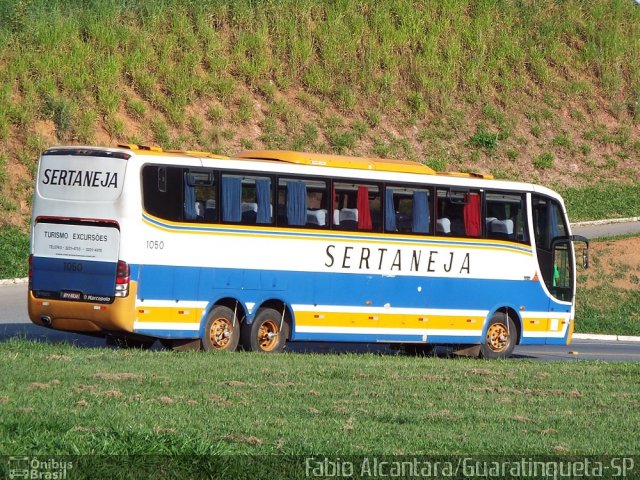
(2, 283, 639, 361)
(572, 218, 640, 239)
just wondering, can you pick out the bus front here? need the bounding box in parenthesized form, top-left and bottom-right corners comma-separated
(28, 147, 137, 336)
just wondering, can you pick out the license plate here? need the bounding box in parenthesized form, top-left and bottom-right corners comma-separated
(60, 291, 82, 300)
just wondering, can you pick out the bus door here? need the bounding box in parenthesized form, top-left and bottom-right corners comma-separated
(531, 195, 588, 342)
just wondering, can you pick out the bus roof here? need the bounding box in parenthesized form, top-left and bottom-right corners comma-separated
(236, 150, 494, 179)
(110, 145, 493, 180)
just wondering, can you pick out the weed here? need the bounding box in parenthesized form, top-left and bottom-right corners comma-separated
(351, 120, 367, 140)
(470, 125, 498, 151)
(126, 98, 147, 120)
(551, 134, 572, 150)
(425, 157, 447, 172)
(0, 153, 8, 186)
(235, 94, 254, 125)
(207, 105, 224, 123)
(530, 125, 542, 138)
(45, 96, 75, 141)
(506, 149, 519, 161)
(579, 143, 591, 156)
(105, 114, 125, 139)
(365, 110, 380, 128)
(151, 117, 171, 147)
(188, 116, 204, 138)
(533, 152, 554, 169)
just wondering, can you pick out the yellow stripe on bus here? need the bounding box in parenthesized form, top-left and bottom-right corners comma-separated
(135, 306, 204, 324)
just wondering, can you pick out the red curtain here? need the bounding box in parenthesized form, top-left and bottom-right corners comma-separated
(463, 193, 481, 237)
(357, 186, 372, 230)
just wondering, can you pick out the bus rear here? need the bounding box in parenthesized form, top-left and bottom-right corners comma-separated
(28, 147, 137, 335)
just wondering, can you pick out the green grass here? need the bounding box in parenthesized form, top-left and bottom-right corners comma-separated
(0, 225, 29, 278)
(576, 289, 640, 335)
(1, 338, 639, 459)
(562, 183, 640, 222)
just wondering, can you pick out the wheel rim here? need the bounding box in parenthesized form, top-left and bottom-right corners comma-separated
(486, 322, 510, 353)
(209, 317, 233, 349)
(257, 320, 279, 352)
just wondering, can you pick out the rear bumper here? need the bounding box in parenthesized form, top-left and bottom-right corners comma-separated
(28, 281, 137, 333)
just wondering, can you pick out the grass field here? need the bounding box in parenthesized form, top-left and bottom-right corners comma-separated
(1, 338, 639, 460)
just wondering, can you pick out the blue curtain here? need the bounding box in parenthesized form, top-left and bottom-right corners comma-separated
(286, 180, 307, 226)
(385, 188, 396, 231)
(412, 191, 430, 233)
(222, 176, 242, 222)
(549, 202, 560, 240)
(256, 178, 272, 224)
(183, 174, 196, 220)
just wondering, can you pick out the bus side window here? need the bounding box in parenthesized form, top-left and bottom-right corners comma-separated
(485, 191, 528, 243)
(436, 189, 481, 238)
(184, 169, 216, 222)
(222, 174, 273, 225)
(384, 186, 431, 234)
(277, 177, 328, 228)
(142, 165, 183, 222)
(333, 182, 381, 232)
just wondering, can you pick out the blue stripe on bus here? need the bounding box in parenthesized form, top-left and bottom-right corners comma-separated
(136, 264, 559, 313)
(32, 256, 116, 296)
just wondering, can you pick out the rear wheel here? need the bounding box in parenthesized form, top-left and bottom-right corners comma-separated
(202, 306, 240, 352)
(241, 308, 289, 353)
(480, 313, 517, 359)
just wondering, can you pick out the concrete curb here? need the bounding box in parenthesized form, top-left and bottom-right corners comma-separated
(573, 333, 640, 343)
(0, 277, 28, 286)
(570, 216, 640, 227)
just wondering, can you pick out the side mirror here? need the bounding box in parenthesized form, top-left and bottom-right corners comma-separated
(570, 235, 590, 270)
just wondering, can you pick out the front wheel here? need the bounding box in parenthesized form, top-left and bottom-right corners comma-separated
(241, 308, 289, 353)
(480, 313, 517, 359)
(202, 306, 240, 352)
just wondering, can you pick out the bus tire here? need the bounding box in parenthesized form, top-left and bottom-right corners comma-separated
(480, 313, 517, 359)
(241, 308, 288, 353)
(202, 306, 240, 352)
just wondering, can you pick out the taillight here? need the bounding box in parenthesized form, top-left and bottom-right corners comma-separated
(28, 254, 33, 290)
(115, 260, 130, 297)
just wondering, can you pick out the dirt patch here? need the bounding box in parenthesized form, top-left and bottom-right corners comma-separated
(27, 379, 60, 390)
(45, 354, 72, 361)
(72, 384, 98, 394)
(218, 433, 263, 446)
(93, 372, 143, 381)
(208, 394, 233, 406)
(104, 389, 123, 398)
(582, 237, 640, 290)
(222, 380, 253, 388)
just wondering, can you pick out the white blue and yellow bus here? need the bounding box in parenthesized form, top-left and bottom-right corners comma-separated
(28, 145, 588, 358)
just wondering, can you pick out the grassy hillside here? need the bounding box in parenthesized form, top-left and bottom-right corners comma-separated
(0, 0, 639, 228)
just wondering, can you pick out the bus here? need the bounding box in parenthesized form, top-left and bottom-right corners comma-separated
(28, 145, 588, 358)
